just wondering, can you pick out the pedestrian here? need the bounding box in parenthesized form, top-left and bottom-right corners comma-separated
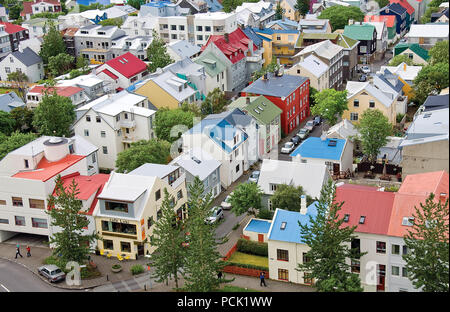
(259, 272, 267, 287)
(26, 245, 31, 257)
(217, 271, 223, 280)
(15, 244, 23, 259)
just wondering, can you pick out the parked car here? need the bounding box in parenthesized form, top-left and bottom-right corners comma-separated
(248, 170, 260, 183)
(360, 66, 370, 74)
(221, 192, 233, 210)
(359, 74, 367, 82)
(38, 265, 66, 283)
(305, 120, 315, 131)
(281, 142, 295, 154)
(291, 135, 301, 145)
(296, 128, 309, 140)
(205, 206, 224, 224)
(313, 116, 322, 126)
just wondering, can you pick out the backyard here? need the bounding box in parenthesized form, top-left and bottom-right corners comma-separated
(228, 251, 269, 269)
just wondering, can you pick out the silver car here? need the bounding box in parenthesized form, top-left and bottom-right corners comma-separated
(296, 128, 309, 140)
(248, 171, 260, 183)
(281, 142, 295, 154)
(205, 206, 224, 224)
(221, 193, 233, 210)
(38, 264, 66, 283)
(305, 120, 315, 131)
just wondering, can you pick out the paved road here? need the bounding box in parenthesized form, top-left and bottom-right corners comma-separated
(0, 259, 75, 292)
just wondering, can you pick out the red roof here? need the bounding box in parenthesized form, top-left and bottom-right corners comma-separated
(390, 0, 415, 15)
(103, 52, 147, 79)
(335, 184, 396, 236)
(21, 0, 61, 16)
(101, 69, 119, 80)
(51, 172, 110, 215)
(29, 85, 83, 97)
(12, 154, 85, 182)
(364, 15, 396, 28)
(0, 21, 27, 34)
(202, 28, 258, 64)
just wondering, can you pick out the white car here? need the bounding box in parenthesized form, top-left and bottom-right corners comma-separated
(248, 171, 260, 183)
(205, 206, 224, 224)
(360, 66, 370, 74)
(221, 193, 233, 210)
(281, 142, 295, 154)
(305, 120, 315, 131)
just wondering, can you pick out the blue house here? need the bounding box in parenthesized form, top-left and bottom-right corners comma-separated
(379, 3, 407, 36)
(0, 92, 25, 113)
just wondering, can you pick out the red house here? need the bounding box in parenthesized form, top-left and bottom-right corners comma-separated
(241, 72, 310, 135)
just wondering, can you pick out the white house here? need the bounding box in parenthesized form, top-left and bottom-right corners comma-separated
(286, 54, 329, 91)
(25, 85, 88, 109)
(0, 47, 43, 82)
(406, 24, 449, 49)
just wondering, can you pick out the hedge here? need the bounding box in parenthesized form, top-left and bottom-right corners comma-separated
(236, 238, 268, 257)
(223, 261, 269, 272)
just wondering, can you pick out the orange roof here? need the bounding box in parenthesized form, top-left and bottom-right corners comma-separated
(28, 86, 83, 97)
(364, 15, 396, 28)
(61, 27, 79, 37)
(12, 154, 85, 182)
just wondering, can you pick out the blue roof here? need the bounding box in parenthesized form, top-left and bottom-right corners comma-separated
(242, 27, 263, 48)
(382, 3, 407, 15)
(266, 19, 299, 30)
(377, 70, 404, 94)
(253, 28, 299, 35)
(77, 0, 110, 5)
(204, 0, 223, 12)
(0, 92, 25, 113)
(290, 137, 346, 161)
(268, 203, 319, 244)
(244, 219, 272, 234)
(142, 1, 172, 8)
(243, 73, 308, 98)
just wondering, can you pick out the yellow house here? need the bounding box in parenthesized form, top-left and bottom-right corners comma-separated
(344, 81, 397, 125)
(134, 70, 197, 110)
(379, 63, 423, 100)
(254, 29, 300, 66)
(279, 0, 300, 21)
(94, 165, 188, 260)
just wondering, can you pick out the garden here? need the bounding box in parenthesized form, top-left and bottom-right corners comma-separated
(222, 238, 269, 277)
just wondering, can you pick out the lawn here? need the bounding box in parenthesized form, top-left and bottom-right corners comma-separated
(0, 88, 19, 94)
(228, 251, 269, 268)
(216, 285, 260, 292)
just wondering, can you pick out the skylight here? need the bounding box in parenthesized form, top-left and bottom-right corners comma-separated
(280, 222, 287, 230)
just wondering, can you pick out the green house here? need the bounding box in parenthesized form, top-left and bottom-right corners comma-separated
(394, 43, 429, 65)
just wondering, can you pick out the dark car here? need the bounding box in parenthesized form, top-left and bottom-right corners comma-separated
(291, 135, 301, 145)
(313, 116, 322, 126)
(359, 74, 367, 82)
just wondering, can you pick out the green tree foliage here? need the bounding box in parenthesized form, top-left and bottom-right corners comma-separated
(7, 71, 29, 100)
(115, 139, 171, 173)
(318, 6, 365, 31)
(421, 0, 447, 23)
(99, 18, 124, 27)
(309, 86, 318, 107)
(9, 106, 35, 133)
(412, 62, 449, 105)
(127, 0, 142, 10)
(229, 182, 263, 216)
(429, 40, 449, 65)
(32, 93, 75, 137)
(201, 88, 228, 116)
(0, 111, 15, 136)
(30, 12, 65, 19)
(154, 108, 197, 143)
(388, 54, 415, 66)
(0, 131, 37, 159)
(297, 180, 365, 292)
(275, 2, 284, 20)
(356, 109, 392, 162)
(150, 189, 186, 289)
(181, 101, 202, 117)
(39, 20, 67, 64)
(47, 176, 97, 264)
(252, 57, 280, 81)
(310, 89, 348, 126)
(270, 184, 313, 212)
(8, 3, 22, 20)
(48, 53, 75, 77)
(222, 0, 259, 13)
(403, 193, 449, 292)
(295, 0, 310, 17)
(78, 3, 113, 12)
(183, 176, 225, 292)
(147, 30, 174, 73)
(374, 0, 389, 9)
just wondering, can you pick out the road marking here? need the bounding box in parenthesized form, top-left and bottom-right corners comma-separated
(0, 283, 10, 292)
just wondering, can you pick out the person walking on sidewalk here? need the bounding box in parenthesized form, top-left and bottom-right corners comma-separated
(26, 245, 31, 257)
(15, 244, 23, 259)
(259, 272, 267, 287)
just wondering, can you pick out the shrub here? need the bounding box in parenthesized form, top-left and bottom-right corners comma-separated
(130, 264, 145, 275)
(384, 185, 400, 192)
(257, 209, 273, 220)
(80, 265, 101, 279)
(112, 264, 121, 270)
(396, 113, 405, 124)
(223, 261, 268, 271)
(236, 238, 268, 257)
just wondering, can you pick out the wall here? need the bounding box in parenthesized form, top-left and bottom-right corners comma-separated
(401, 140, 449, 176)
(344, 90, 396, 125)
(135, 80, 180, 109)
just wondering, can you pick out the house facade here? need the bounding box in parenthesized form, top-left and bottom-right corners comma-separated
(0, 22, 30, 59)
(0, 47, 43, 83)
(343, 22, 377, 64)
(25, 85, 87, 109)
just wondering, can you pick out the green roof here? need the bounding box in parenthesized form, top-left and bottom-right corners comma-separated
(296, 33, 338, 48)
(194, 52, 226, 77)
(228, 96, 282, 125)
(343, 24, 375, 41)
(394, 43, 430, 61)
(336, 34, 358, 49)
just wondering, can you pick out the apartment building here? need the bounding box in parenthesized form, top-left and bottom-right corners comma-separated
(0, 22, 29, 59)
(121, 16, 158, 37)
(235, 1, 276, 28)
(193, 11, 238, 46)
(110, 36, 152, 61)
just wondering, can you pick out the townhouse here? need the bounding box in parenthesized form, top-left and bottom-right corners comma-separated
(194, 51, 229, 93)
(298, 16, 332, 34)
(431, 7, 449, 23)
(55, 74, 107, 102)
(242, 72, 310, 135)
(363, 21, 388, 60)
(343, 22, 377, 65)
(326, 119, 361, 154)
(73, 90, 157, 171)
(390, 0, 415, 30)
(0, 22, 29, 59)
(279, 0, 299, 21)
(393, 43, 429, 65)
(25, 85, 87, 109)
(405, 24, 449, 49)
(166, 40, 202, 62)
(253, 28, 299, 67)
(0, 135, 99, 242)
(121, 15, 158, 37)
(378, 62, 423, 98)
(379, 2, 407, 37)
(109, 35, 152, 61)
(286, 54, 329, 91)
(21, 0, 62, 20)
(22, 18, 63, 39)
(235, 1, 276, 28)
(61, 27, 78, 58)
(364, 15, 397, 45)
(0, 47, 44, 82)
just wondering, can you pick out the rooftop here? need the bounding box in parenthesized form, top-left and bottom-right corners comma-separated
(364, 15, 396, 28)
(129, 163, 180, 179)
(0, 92, 25, 113)
(103, 52, 148, 79)
(290, 137, 346, 161)
(228, 96, 282, 125)
(343, 23, 376, 41)
(242, 73, 308, 98)
(170, 148, 221, 181)
(406, 24, 449, 38)
(28, 85, 83, 97)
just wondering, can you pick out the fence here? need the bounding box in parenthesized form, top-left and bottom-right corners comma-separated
(356, 162, 402, 175)
(223, 265, 269, 279)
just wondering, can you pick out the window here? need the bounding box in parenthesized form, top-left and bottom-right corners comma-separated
(15, 216, 25, 226)
(86, 115, 91, 122)
(177, 190, 183, 200)
(29, 199, 44, 209)
(120, 242, 131, 253)
(303, 273, 313, 285)
(392, 244, 400, 255)
(351, 260, 360, 273)
(278, 269, 288, 281)
(350, 112, 359, 121)
(92, 153, 96, 163)
(270, 184, 277, 192)
(5, 67, 10, 74)
(369, 100, 375, 108)
(277, 249, 289, 261)
(84, 129, 89, 136)
(12, 197, 23, 207)
(96, 116, 101, 123)
(236, 164, 240, 173)
(157, 209, 162, 220)
(24, 159, 29, 168)
(102, 146, 108, 154)
(392, 266, 400, 276)
(402, 267, 409, 278)
(402, 246, 409, 255)
(302, 252, 311, 264)
(105, 201, 128, 213)
(353, 99, 359, 107)
(103, 239, 114, 250)
(0, 218, 8, 224)
(155, 190, 161, 201)
(31, 218, 47, 229)
(0, 200, 6, 205)
(101, 131, 106, 138)
(147, 216, 154, 229)
(376, 241, 386, 254)
(344, 214, 350, 222)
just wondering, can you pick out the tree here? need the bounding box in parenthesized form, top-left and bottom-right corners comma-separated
(252, 57, 280, 81)
(295, 0, 310, 17)
(429, 41, 449, 65)
(297, 180, 365, 292)
(7, 71, 29, 100)
(154, 108, 197, 143)
(9, 106, 35, 133)
(403, 193, 449, 292)
(181, 101, 202, 117)
(183, 176, 225, 292)
(0, 131, 37, 160)
(388, 54, 415, 66)
(270, 184, 313, 212)
(99, 18, 124, 27)
(356, 109, 392, 163)
(0, 111, 15, 136)
(48, 53, 75, 77)
(147, 30, 174, 73)
(39, 20, 67, 64)
(275, 2, 284, 20)
(309, 86, 318, 107)
(32, 93, 75, 137)
(229, 182, 263, 216)
(310, 89, 348, 126)
(150, 189, 186, 289)
(115, 139, 171, 173)
(413, 62, 449, 105)
(318, 6, 365, 31)
(8, 4, 22, 20)
(421, 0, 447, 23)
(201, 88, 228, 116)
(374, 0, 389, 10)
(127, 0, 142, 10)
(47, 176, 97, 264)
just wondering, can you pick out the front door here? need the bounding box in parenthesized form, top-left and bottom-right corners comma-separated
(137, 243, 144, 257)
(258, 234, 264, 242)
(333, 163, 340, 175)
(377, 264, 386, 291)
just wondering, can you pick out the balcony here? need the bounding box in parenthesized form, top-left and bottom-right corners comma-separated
(119, 119, 136, 129)
(247, 53, 263, 63)
(122, 134, 135, 143)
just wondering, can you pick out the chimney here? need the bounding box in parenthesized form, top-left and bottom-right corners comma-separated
(246, 97, 250, 105)
(403, 63, 407, 71)
(300, 195, 307, 215)
(248, 39, 253, 56)
(224, 33, 229, 43)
